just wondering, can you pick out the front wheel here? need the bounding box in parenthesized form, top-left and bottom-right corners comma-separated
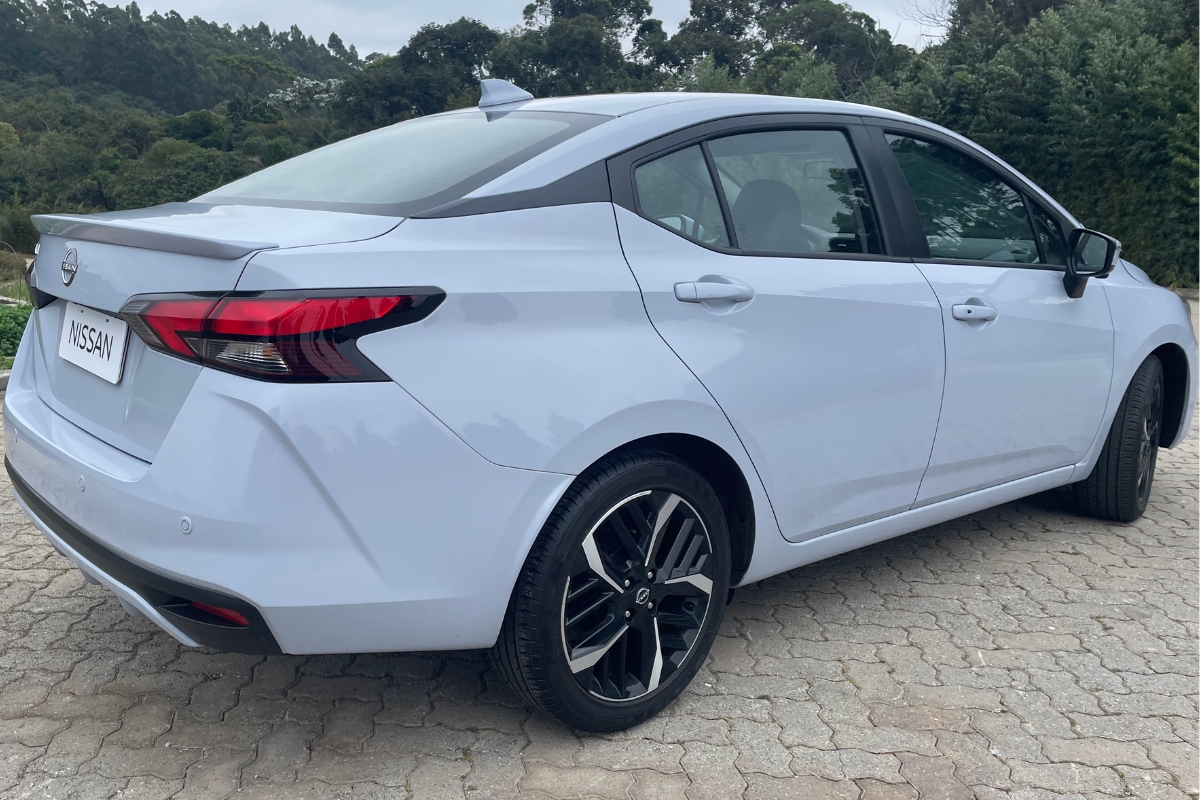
(1073, 355, 1165, 522)
(493, 450, 731, 732)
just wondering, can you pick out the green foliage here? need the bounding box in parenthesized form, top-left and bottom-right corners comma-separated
(0, 0, 1193, 286)
(108, 141, 255, 208)
(165, 110, 230, 149)
(745, 43, 839, 98)
(0, 303, 31, 358)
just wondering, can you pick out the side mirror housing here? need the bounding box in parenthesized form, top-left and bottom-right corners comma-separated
(1064, 229, 1120, 299)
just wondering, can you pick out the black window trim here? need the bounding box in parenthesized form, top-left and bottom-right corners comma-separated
(607, 113, 913, 263)
(867, 118, 1076, 272)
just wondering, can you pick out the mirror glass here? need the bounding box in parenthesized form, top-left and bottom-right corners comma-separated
(1073, 232, 1109, 274)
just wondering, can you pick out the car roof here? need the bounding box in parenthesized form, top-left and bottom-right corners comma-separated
(511, 92, 914, 123)
(464, 92, 1079, 228)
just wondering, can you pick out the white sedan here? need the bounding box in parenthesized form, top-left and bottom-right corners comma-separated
(7, 80, 1195, 732)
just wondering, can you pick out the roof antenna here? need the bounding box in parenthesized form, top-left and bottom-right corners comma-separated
(478, 78, 533, 109)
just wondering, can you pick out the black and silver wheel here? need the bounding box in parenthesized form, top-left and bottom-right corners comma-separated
(1073, 355, 1165, 522)
(493, 449, 731, 732)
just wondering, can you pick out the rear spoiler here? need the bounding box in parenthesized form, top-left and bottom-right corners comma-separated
(32, 210, 278, 260)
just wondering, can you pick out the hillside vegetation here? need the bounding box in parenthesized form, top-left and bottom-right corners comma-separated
(0, 0, 1195, 286)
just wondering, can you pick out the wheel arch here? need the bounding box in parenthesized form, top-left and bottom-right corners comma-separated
(600, 433, 756, 586)
(1152, 342, 1190, 448)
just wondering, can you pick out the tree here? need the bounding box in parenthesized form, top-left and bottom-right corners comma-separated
(491, 4, 634, 95)
(669, 0, 760, 75)
(760, 0, 912, 96)
(745, 42, 839, 97)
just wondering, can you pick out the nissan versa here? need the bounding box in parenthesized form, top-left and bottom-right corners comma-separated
(6, 81, 1196, 732)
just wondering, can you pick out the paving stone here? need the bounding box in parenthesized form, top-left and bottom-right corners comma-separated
(521, 762, 635, 799)
(905, 684, 1003, 711)
(84, 742, 200, 781)
(744, 773, 859, 800)
(680, 742, 746, 800)
(728, 718, 791, 777)
(1008, 761, 1125, 794)
(869, 704, 972, 733)
(1041, 737, 1155, 769)
(578, 737, 685, 773)
(630, 769, 691, 800)
(897, 753, 973, 800)
(174, 749, 256, 800)
(408, 754, 471, 800)
(790, 746, 903, 782)
(1145, 741, 1199, 793)
(465, 730, 526, 800)
(33, 718, 122, 776)
(857, 778, 918, 800)
(831, 725, 940, 756)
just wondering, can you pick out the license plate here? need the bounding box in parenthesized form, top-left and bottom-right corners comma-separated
(58, 301, 130, 384)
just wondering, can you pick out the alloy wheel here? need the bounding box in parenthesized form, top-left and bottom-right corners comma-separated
(560, 490, 714, 702)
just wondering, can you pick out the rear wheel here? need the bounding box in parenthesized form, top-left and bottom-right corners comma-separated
(493, 450, 730, 732)
(1073, 355, 1165, 522)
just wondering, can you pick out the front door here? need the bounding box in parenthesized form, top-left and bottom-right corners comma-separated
(880, 132, 1115, 505)
(611, 123, 946, 542)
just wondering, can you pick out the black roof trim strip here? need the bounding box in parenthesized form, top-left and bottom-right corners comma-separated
(413, 161, 611, 219)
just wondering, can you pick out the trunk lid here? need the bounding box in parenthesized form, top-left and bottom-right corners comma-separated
(27, 203, 401, 461)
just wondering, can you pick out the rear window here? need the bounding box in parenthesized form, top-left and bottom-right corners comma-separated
(197, 110, 609, 216)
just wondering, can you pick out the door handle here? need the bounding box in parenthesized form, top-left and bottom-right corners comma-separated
(675, 279, 755, 303)
(951, 302, 997, 322)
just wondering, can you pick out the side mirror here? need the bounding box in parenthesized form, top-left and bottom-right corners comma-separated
(1064, 229, 1120, 299)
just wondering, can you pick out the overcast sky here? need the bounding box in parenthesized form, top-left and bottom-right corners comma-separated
(141, 0, 937, 58)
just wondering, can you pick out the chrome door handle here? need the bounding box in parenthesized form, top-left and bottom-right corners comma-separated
(675, 280, 755, 303)
(951, 302, 997, 321)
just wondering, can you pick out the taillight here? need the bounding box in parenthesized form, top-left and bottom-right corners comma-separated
(120, 289, 443, 382)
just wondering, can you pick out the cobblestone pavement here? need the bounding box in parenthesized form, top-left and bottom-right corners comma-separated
(1, 391, 1196, 798)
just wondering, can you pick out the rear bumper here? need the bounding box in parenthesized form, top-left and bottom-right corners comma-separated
(8, 458, 281, 653)
(4, 328, 573, 654)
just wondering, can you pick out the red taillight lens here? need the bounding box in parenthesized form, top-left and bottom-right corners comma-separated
(123, 297, 219, 359)
(121, 289, 443, 382)
(209, 296, 404, 337)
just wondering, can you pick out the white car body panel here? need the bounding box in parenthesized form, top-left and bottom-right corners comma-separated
(613, 207, 946, 542)
(913, 262, 1115, 505)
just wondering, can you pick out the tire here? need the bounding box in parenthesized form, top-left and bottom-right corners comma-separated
(492, 449, 731, 732)
(1073, 355, 1165, 522)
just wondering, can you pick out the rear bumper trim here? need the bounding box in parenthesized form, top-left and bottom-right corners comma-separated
(6, 456, 283, 654)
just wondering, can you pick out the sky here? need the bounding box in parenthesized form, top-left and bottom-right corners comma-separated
(141, 0, 938, 59)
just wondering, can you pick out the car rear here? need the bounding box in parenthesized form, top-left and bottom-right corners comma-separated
(4, 106, 612, 654)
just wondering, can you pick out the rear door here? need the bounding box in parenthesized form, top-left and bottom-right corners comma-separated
(610, 116, 946, 542)
(871, 124, 1114, 505)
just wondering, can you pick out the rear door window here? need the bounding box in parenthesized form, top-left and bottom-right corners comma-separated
(708, 129, 883, 255)
(633, 145, 731, 247)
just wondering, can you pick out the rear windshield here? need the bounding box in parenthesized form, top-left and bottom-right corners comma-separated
(197, 110, 609, 217)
